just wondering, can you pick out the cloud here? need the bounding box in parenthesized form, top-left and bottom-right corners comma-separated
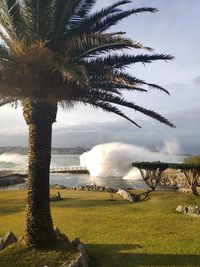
(194, 76, 200, 86)
(50, 107, 200, 154)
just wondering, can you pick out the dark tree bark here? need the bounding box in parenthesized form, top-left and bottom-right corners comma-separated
(183, 169, 200, 196)
(23, 99, 57, 248)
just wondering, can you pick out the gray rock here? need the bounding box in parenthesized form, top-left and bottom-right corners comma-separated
(54, 227, 61, 237)
(77, 243, 89, 267)
(176, 205, 183, 213)
(59, 233, 69, 243)
(59, 238, 89, 267)
(67, 259, 80, 267)
(3, 231, 17, 248)
(0, 238, 4, 250)
(116, 189, 133, 202)
(77, 243, 87, 254)
(72, 238, 80, 248)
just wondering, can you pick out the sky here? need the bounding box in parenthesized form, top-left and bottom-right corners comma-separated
(0, 0, 199, 154)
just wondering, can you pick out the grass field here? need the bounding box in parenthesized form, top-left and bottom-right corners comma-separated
(0, 189, 200, 267)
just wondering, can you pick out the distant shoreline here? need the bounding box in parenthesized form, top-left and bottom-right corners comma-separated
(0, 146, 89, 155)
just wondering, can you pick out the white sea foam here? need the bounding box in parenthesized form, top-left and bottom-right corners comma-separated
(0, 153, 27, 164)
(80, 141, 182, 179)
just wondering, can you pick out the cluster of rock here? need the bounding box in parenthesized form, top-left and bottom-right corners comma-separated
(0, 173, 27, 187)
(0, 228, 89, 267)
(61, 239, 89, 267)
(54, 227, 89, 267)
(51, 184, 117, 193)
(176, 205, 200, 217)
(0, 231, 17, 250)
(160, 169, 191, 192)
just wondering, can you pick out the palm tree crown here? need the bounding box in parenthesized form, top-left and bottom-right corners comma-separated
(0, 0, 174, 128)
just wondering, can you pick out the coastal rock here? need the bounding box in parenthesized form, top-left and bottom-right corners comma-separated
(3, 231, 17, 248)
(116, 189, 133, 202)
(161, 169, 189, 192)
(52, 184, 118, 193)
(176, 205, 183, 213)
(176, 205, 200, 216)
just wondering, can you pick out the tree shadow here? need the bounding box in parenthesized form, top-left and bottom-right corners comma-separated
(52, 198, 130, 208)
(0, 198, 25, 215)
(87, 244, 200, 267)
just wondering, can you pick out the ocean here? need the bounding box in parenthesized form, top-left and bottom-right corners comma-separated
(0, 153, 147, 190)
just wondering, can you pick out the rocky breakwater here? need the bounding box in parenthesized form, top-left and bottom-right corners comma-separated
(0, 172, 27, 187)
(51, 184, 117, 193)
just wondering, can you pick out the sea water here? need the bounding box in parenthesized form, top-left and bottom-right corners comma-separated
(0, 153, 147, 189)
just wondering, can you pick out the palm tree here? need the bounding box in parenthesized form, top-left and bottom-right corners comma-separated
(0, 0, 174, 248)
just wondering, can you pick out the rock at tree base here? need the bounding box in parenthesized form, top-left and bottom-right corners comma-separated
(116, 189, 134, 202)
(54, 227, 61, 238)
(72, 238, 81, 248)
(0, 238, 4, 250)
(3, 231, 17, 247)
(59, 239, 89, 267)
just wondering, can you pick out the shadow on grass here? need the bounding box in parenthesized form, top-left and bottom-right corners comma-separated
(52, 198, 130, 208)
(87, 244, 200, 267)
(0, 198, 25, 215)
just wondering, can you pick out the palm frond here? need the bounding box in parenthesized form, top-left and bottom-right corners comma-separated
(90, 81, 148, 93)
(4, 0, 28, 40)
(68, 0, 97, 28)
(23, 0, 56, 40)
(0, 96, 16, 106)
(115, 72, 170, 95)
(92, 8, 158, 33)
(83, 90, 175, 128)
(65, 34, 152, 60)
(84, 54, 174, 70)
(81, 99, 141, 127)
(0, 0, 16, 38)
(55, 63, 89, 86)
(65, 0, 131, 36)
(53, 0, 82, 42)
(0, 0, 174, 129)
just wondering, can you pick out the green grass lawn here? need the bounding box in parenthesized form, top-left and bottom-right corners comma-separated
(0, 189, 200, 267)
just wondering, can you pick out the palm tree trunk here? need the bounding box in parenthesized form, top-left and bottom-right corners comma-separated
(23, 99, 57, 248)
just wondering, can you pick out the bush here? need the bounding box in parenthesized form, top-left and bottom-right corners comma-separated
(184, 155, 200, 165)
